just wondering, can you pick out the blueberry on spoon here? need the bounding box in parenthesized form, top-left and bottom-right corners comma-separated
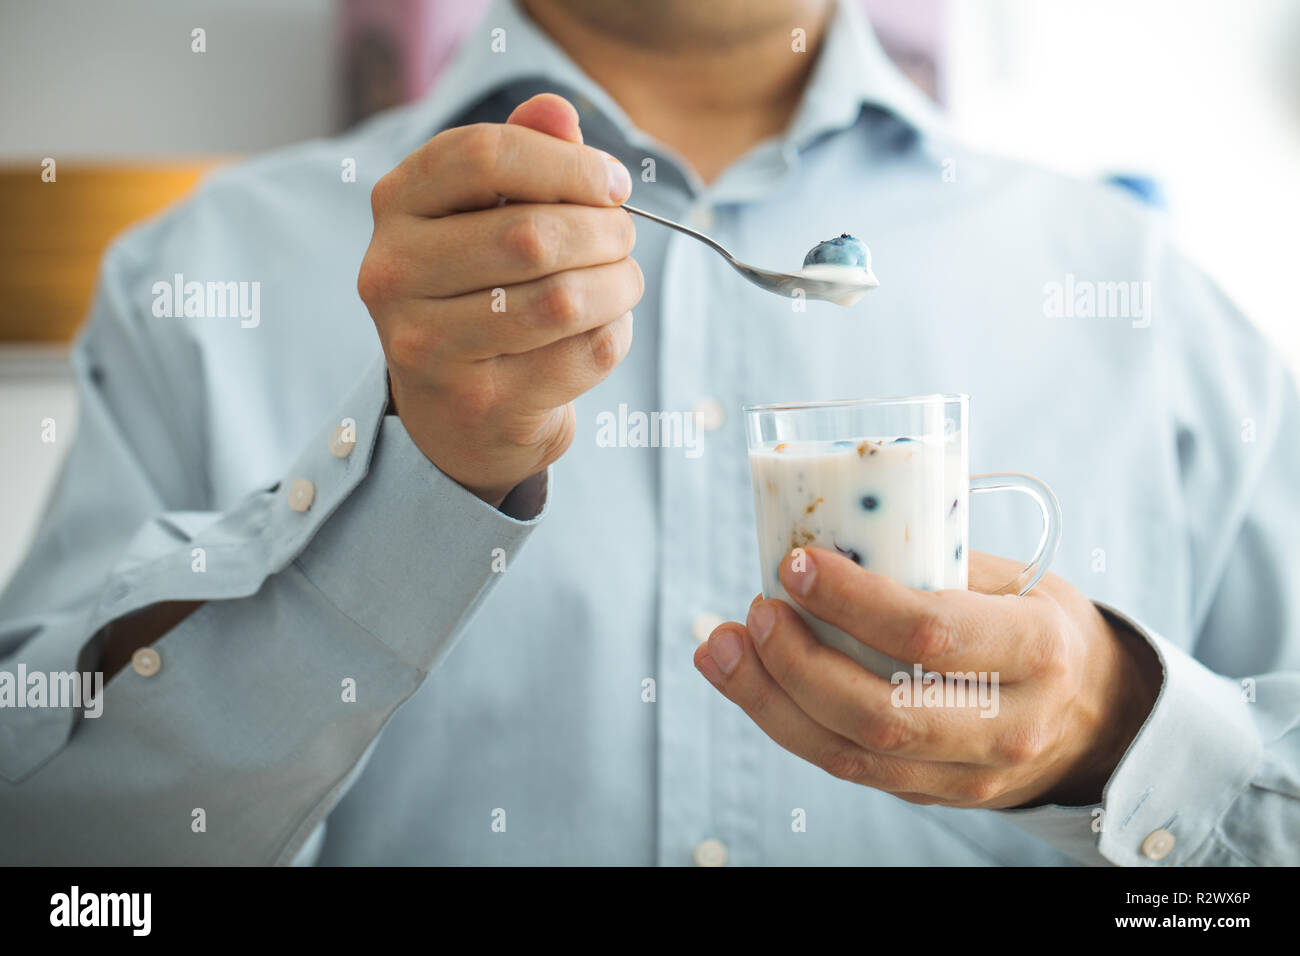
(798, 233, 878, 305)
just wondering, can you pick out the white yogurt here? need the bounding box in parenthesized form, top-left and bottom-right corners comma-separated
(748, 435, 967, 676)
(796, 263, 880, 306)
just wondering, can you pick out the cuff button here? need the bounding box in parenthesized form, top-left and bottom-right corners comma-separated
(329, 425, 356, 458)
(288, 478, 316, 512)
(1140, 828, 1175, 861)
(131, 647, 162, 677)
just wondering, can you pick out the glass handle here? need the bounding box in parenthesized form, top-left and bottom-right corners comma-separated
(969, 472, 1062, 596)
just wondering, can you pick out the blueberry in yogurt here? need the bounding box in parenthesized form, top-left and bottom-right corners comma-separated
(834, 542, 864, 566)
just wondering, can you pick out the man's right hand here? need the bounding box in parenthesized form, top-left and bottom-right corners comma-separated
(358, 93, 641, 507)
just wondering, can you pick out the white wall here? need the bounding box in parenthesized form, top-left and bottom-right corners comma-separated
(0, 0, 339, 158)
(0, 350, 76, 590)
(0, 0, 339, 582)
(944, 0, 1300, 373)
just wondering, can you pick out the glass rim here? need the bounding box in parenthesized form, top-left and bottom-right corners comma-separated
(743, 393, 969, 414)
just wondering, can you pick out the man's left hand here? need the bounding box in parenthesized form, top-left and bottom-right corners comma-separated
(694, 547, 1163, 809)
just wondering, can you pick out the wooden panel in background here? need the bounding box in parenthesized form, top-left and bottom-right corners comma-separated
(0, 162, 229, 342)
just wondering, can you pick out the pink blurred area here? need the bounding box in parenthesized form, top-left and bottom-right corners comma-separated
(340, 0, 947, 123)
(340, 0, 491, 121)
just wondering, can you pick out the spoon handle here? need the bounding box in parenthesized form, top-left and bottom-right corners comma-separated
(621, 203, 736, 263)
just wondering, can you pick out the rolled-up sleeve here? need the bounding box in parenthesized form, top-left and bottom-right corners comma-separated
(0, 236, 545, 863)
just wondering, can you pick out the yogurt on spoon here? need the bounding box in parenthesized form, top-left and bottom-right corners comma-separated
(799, 233, 879, 306)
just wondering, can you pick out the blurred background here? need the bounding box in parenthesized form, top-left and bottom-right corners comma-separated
(1, 0, 1298, 586)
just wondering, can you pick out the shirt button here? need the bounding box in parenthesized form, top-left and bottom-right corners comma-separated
(287, 478, 315, 512)
(1140, 828, 1175, 861)
(131, 647, 162, 677)
(691, 612, 725, 643)
(693, 838, 728, 867)
(329, 424, 356, 458)
(691, 397, 725, 431)
(688, 204, 715, 232)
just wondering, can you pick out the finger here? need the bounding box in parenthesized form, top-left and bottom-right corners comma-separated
(506, 92, 583, 144)
(968, 549, 1036, 596)
(496, 309, 636, 410)
(383, 123, 632, 218)
(693, 624, 939, 796)
(376, 203, 635, 300)
(746, 598, 1011, 763)
(436, 258, 643, 358)
(699, 624, 1025, 808)
(779, 546, 1054, 681)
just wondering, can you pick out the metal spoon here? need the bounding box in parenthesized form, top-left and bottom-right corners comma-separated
(621, 203, 879, 305)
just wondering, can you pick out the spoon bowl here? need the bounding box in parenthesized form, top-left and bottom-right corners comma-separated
(622, 203, 878, 306)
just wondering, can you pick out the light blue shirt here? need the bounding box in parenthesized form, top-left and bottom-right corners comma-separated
(2, 0, 1297, 866)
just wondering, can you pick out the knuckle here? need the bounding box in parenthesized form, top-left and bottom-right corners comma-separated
(530, 404, 577, 464)
(384, 319, 437, 373)
(905, 610, 954, 664)
(458, 123, 504, 180)
(744, 677, 778, 722)
(503, 212, 560, 270)
(896, 792, 941, 807)
(535, 274, 583, 329)
(357, 250, 401, 306)
(955, 773, 1003, 807)
(758, 611, 798, 677)
(369, 172, 397, 216)
(859, 711, 911, 754)
(571, 148, 612, 201)
(993, 721, 1048, 765)
(821, 745, 871, 783)
(614, 208, 638, 256)
(586, 315, 631, 374)
(1030, 605, 1071, 676)
(623, 255, 646, 304)
(356, 258, 382, 306)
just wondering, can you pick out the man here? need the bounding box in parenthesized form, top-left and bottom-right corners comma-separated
(1, 0, 1296, 865)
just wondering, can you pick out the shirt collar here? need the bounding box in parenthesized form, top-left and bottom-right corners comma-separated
(786, 0, 944, 148)
(402, 0, 640, 152)
(400, 0, 944, 175)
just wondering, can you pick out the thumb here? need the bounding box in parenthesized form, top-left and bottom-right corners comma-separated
(506, 93, 583, 144)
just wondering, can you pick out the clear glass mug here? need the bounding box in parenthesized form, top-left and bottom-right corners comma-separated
(745, 394, 1061, 678)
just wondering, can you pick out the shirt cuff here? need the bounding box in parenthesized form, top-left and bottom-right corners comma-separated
(282, 355, 550, 673)
(0, 353, 549, 782)
(993, 603, 1263, 866)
